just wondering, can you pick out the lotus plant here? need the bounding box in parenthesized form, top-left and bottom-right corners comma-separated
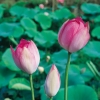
(45, 64, 60, 100)
(58, 17, 90, 100)
(10, 39, 40, 100)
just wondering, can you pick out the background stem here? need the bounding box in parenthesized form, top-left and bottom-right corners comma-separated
(50, 97, 53, 100)
(29, 74, 35, 100)
(9, 37, 18, 46)
(64, 52, 71, 100)
(52, 0, 57, 12)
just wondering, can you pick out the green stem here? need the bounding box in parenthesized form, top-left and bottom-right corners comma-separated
(52, 0, 57, 12)
(64, 0, 67, 7)
(29, 74, 35, 100)
(86, 61, 100, 81)
(9, 37, 18, 46)
(89, 61, 100, 77)
(50, 97, 53, 100)
(64, 52, 71, 100)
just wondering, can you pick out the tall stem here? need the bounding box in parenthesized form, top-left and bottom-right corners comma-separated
(50, 97, 53, 100)
(52, 0, 57, 12)
(64, 0, 67, 7)
(29, 74, 35, 100)
(9, 37, 18, 46)
(64, 52, 71, 100)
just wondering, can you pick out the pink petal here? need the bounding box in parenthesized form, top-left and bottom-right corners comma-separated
(75, 17, 85, 24)
(19, 47, 37, 74)
(27, 40, 40, 68)
(17, 39, 30, 48)
(45, 64, 60, 97)
(58, 20, 80, 50)
(10, 45, 21, 68)
(85, 22, 89, 33)
(57, 0, 64, 3)
(69, 26, 90, 52)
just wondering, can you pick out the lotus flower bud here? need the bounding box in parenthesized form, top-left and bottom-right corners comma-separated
(45, 64, 60, 97)
(46, 55, 50, 62)
(58, 17, 90, 53)
(38, 66, 44, 74)
(10, 39, 40, 74)
(57, 0, 64, 4)
(39, 4, 44, 9)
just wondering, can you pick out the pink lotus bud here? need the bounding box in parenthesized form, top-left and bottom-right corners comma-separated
(57, 0, 64, 4)
(58, 17, 90, 53)
(39, 4, 44, 9)
(45, 64, 60, 97)
(10, 39, 40, 74)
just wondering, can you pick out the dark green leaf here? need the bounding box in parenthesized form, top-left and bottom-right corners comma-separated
(55, 85, 98, 100)
(10, 5, 26, 16)
(51, 8, 73, 20)
(25, 29, 40, 38)
(10, 5, 38, 18)
(94, 15, 100, 22)
(2, 48, 20, 71)
(81, 3, 100, 14)
(40, 85, 49, 100)
(10, 26, 24, 38)
(0, 65, 16, 88)
(0, 23, 16, 37)
(54, 88, 64, 100)
(34, 13, 52, 29)
(68, 85, 98, 100)
(0, 4, 4, 18)
(20, 17, 37, 30)
(23, 8, 37, 18)
(92, 26, 100, 39)
(82, 41, 100, 58)
(52, 50, 78, 64)
(34, 30, 57, 48)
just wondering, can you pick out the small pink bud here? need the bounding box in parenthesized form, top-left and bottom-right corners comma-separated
(10, 39, 40, 74)
(57, 0, 64, 4)
(58, 17, 90, 53)
(45, 64, 60, 97)
(39, 4, 44, 9)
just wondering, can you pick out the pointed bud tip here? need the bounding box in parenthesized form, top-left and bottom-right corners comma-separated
(51, 64, 56, 70)
(10, 45, 15, 53)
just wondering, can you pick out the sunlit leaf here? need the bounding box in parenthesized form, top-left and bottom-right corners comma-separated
(2, 48, 20, 71)
(81, 3, 100, 14)
(20, 17, 37, 30)
(34, 13, 52, 29)
(9, 78, 31, 90)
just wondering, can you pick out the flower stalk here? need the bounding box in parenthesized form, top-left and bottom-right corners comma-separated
(52, 0, 57, 12)
(64, 52, 71, 100)
(50, 97, 53, 100)
(29, 74, 35, 100)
